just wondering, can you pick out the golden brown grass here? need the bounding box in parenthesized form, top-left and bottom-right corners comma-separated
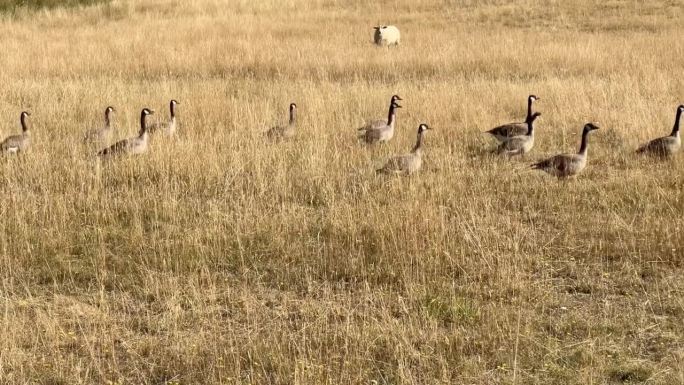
(1, 0, 683, 384)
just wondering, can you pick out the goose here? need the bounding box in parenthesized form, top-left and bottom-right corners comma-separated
(83, 106, 115, 144)
(149, 99, 180, 136)
(377, 123, 431, 174)
(486, 95, 540, 142)
(361, 94, 402, 130)
(97, 108, 154, 158)
(636, 105, 683, 157)
(497, 112, 541, 156)
(531, 123, 600, 178)
(359, 100, 402, 144)
(266, 103, 297, 139)
(1, 111, 31, 154)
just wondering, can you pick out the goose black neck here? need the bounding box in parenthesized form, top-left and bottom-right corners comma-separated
(526, 118, 535, 136)
(105, 110, 111, 127)
(21, 114, 29, 132)
(579, 129, 590, 155)
(139, 112, 148, 136)
(289, 107, 296, 125)
(671, 108, 682, 136)
(527, 97, 533, 119)
(411, 130, 424, 153)
(387, 103, 397, 125)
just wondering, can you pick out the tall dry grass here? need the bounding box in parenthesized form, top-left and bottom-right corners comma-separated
(0, 0, 683, 384)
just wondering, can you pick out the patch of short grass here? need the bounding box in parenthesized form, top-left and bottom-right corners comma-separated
(608, 364, 652, 383)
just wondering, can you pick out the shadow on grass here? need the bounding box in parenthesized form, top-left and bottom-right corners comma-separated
(0, 0, 108, 13)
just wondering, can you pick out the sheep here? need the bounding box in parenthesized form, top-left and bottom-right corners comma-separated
(373, 25, 400, 47)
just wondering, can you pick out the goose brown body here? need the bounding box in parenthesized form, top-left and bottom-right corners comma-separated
(98, 108, 154, 158)
(497, 112, 541, 156)
(377, 123, 431, 174)
(359, 99, 402, 144)
(487, 95, 540, 142)
(149, 100, 180, 137)
(84, 106, 115, 145)
(531, 123, 600, 178)
(637, 105, 683, 157)
(360, 95, 402, 131)
(267, 103, 297, 139)
(1, 111, 31, 154)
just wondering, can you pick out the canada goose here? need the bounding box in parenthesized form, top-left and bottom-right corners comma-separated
(83, 106, 115, 144)
(486, 95, 540, 142)
(497, 112, 542, 156)
(97, 108, 154, 158)
(377, 123, 431, 174)
(636, 105, 683, 157)
(531, 123, 600, 178)
(149, 99, 180, 136)
(1, 111, 31, 154)
(359, 100, 402, 144)
(266, 103, 297, 139)
(361, 95, 402, 130)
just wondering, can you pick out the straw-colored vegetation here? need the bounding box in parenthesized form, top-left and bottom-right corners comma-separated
(1, 0, 683, 384)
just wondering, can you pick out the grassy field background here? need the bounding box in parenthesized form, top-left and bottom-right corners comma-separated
(1, 0, 683, 384)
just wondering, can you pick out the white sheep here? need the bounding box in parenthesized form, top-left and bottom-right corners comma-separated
(373, 25, 400, 47)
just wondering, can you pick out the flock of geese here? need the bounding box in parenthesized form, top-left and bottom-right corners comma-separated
(484, 95, 683, 177)
(0, 95, 682, 178)
(361, 94, 682, 177)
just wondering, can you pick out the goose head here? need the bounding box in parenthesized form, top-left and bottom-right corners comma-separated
(583, 122, 600, 133)
(526, 111, 542, 123)
(418, 123, 431, 134)
(529, 95, 540, 102)
(391, 94, 402, 103)
(21, 111, 31, 119)
(289, 103, 297, 111)
(678, 105, 684, 113)
(142, 108, 155, 117)
(139, 108, 154, 134)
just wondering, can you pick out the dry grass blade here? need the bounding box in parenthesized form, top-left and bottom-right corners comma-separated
(0, 0, 683, 384)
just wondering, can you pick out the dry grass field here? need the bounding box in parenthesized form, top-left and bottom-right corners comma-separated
(1, 0, 683, 384)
